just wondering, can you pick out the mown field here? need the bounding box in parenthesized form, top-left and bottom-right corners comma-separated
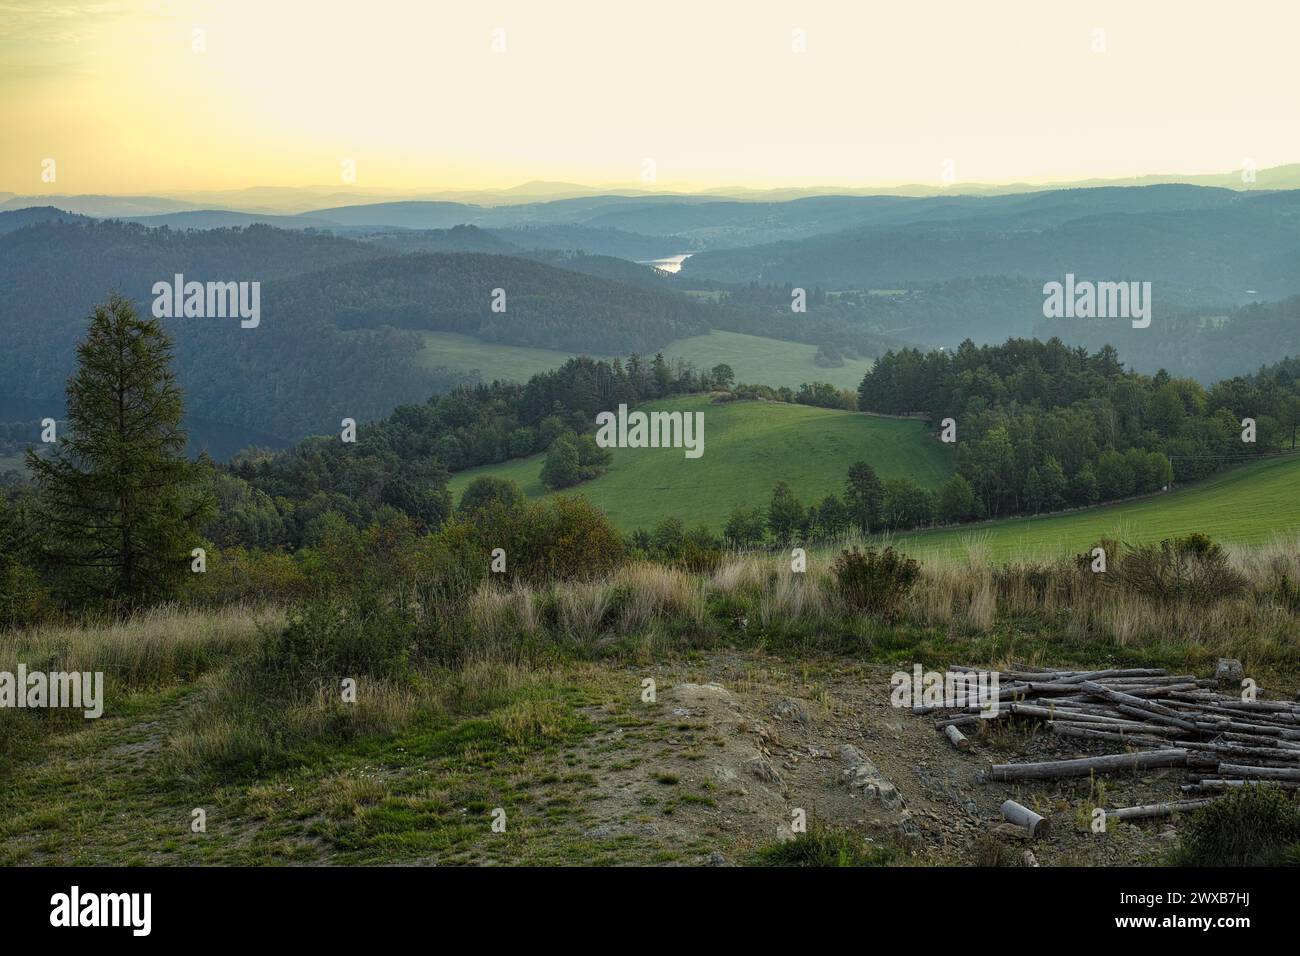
(449, 396, 952, 532)
(880, 453, 1300, 563)
(417, 329, 873, 392)
(662, 331, 873, 392)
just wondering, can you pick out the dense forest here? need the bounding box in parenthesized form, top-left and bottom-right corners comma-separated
(264, 251, 713, 352)
(858, 338, 1300, 519)
(0, 217, 723, 440)
(207, 353, 714, 551)
(4, 288, 1299, 630)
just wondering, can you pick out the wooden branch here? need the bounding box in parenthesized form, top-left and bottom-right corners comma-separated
(988, 749, 1188, 781)
(1106, 799, 1218, 821)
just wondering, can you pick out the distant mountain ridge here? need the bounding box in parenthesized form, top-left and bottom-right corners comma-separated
(5, 162, 1299, 215)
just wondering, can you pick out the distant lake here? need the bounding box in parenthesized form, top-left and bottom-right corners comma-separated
(638, 253, 693, 274)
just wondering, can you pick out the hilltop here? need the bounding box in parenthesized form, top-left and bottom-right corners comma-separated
(449, 396, 954, 532)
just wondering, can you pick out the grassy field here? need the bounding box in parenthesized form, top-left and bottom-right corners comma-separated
(449, 396, 953, 532)
(662, 331, 873, 392)
(416, 332, 578, 383)
(417, 330, 873, 392)
(879, 453, 1300, 563)
(5, 547, 1299, 866)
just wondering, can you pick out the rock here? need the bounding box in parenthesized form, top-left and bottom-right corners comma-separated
(992, 822, 1032, 841)
(773, 698, 809, 724)
(702, 851, 728, 866)
(840, 744, 866, 764)
(840, 744, 903, 809)
(745, 755, 783, 787)
(1215, 658, 1244, 689)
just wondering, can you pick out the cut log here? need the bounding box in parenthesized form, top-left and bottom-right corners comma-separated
(1079, 682, 1199, 730)
(1106, 799, 1218, 821)
(1001, 799, 1049, 837)
(1184, 779, 1300, 792)
(988, 749, 1188, 781)
(1049, 724, 1171, 749)
(1115, 704, 1199, 734)
(934, 714, 983, 729)
(1217, 764, 1300, 781)
(944, 724, 971, 751)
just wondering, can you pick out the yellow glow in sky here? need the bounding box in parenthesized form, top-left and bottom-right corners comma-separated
(3, 0, 1298, 194)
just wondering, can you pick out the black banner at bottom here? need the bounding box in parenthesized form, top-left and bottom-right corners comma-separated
(0, 866, 1273, 940)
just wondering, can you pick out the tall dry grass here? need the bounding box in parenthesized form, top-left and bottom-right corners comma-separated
(0, 603, 283, 690)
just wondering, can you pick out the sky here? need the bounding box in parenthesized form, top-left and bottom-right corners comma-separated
(3, 0, 1298, 194)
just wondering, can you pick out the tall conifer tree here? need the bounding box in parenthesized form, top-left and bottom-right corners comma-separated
(27, 293, 214, 605)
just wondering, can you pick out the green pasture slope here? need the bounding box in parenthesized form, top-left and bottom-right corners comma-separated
(417, 330, 872, 392)
(663, 332, 873, 392)
(880, 454, 1300, 563)
(449, 396, 952, 532)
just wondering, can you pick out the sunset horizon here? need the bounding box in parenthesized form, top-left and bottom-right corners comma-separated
(6, 0, 1299, 194)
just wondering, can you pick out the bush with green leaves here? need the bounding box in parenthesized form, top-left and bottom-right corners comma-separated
(436, 494, 624, 586)
(723, 505, 767, 550)
(830, 546, 921, 619)
(1172, 785, 1300, 866)
(265, 596, 421, 681)
(457, 476, 525, 517)
(752, 827, 894, 867)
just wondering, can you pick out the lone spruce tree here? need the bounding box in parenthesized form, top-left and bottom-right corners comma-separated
(27, 293, 214, 606)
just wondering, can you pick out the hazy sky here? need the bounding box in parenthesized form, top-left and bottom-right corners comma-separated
(3, 0, 1297, 194)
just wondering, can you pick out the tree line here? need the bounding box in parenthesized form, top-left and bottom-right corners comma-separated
(858, 337, 1299, 520)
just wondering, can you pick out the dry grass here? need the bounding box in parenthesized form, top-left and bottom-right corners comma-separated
(0, 603, 282, 690)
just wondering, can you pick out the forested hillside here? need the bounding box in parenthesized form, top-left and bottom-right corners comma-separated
(682, 190, 1300, 299)
(858, 338, 1300, 519)
(263, 251, 714, 352)
(1043, 294, 1300, 383)
(0, 220, 722, 439)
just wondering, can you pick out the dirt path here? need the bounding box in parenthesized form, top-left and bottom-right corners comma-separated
(562, 653, 1178, 865)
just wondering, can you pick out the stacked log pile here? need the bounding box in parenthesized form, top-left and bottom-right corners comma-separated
(923, 663, 1300, 819)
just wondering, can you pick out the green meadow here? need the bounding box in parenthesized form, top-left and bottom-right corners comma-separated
(417, 330, 873, 392)
(879, 453, 1300, 563)
(449, 396, 953, 532)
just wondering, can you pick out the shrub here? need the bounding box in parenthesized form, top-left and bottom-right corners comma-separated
(0, 561, 51, 629)
(452, 495, 624, 585)
(265, 598, 420, 681)
(830, 547, 921, 620)
(1172, 786, 1300, 866)
(752, 827, 894, 867)
(1117, 533, 1246, 604)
